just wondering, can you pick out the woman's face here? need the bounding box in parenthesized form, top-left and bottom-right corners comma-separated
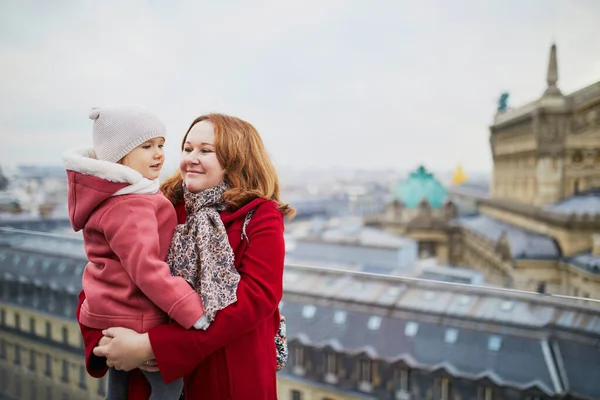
(180, 120, 225, 193)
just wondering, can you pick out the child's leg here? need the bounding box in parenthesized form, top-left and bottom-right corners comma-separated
(106, 367, 130, 400)
(141, 370, 184, 400)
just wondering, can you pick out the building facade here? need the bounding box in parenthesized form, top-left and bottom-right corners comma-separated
(366, 44, 600, 299)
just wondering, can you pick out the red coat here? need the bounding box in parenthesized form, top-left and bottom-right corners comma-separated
(78, 197, 285, 400)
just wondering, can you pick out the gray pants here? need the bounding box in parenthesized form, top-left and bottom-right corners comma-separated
(106, 367, 183, 400)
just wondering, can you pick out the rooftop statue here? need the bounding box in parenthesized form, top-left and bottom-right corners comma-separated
(498, 92, 509, 113)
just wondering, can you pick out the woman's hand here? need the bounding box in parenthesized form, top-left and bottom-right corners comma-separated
(93, 327, 155, 372)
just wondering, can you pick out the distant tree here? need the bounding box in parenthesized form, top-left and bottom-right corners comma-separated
(0, 166, 8, 190)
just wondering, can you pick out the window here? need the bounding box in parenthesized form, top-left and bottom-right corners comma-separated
(302, 305, 316, 319)
(488, 335, 502, 351)
(57, 261, 68, 274)
(48, 295, 56, 312)
(78, 365, 87, 389)
(458, 295, 471, 306)
(333, 310, 347, 325)
(423, 291, 436, 300)
(293, 346, 305, 367)
(444, 328, 459, 344)
(0, 309, 5, 325)
(324, 352, 338, 375)
(45, 354, 52, 377)
(30, 318, 36, 334)
(291, 390, 302, 400)
(436, 378, 453, 400)
(61, 360, 69, 383)
(0, 339, 6, 360)
(394, 366, 412, 393)
(499, 300, 514, 311)
(29, 350, 36, 371)
(367, 315, 382, 330)
(62, 326, 69, 345)
(97, 376, 107, 396)
(14, 344, 21, 365)
(358, 359, 373, 383)
(46, 321, 52, 339)
(405, 321, 419, 337)
(15, 313, 21, 330)
(478, 386, 493, 400)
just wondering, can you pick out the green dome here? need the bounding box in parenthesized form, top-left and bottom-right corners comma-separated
(394, 165, 447, 208)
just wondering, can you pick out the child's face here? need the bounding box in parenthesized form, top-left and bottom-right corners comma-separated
(121, 137, 165, 180)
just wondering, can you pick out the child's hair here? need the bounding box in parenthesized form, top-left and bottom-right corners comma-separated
(161, 113, 295, 219)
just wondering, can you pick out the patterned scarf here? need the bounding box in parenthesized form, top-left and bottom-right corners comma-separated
(166, 181, 240, 322)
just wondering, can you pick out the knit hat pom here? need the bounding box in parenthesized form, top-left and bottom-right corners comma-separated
(89, 107, 101, 121)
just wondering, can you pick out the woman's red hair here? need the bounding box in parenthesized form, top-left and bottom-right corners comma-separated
(160, 113, 295, 219)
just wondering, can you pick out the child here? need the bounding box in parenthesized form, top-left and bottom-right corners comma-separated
(63, 105, 208, 400)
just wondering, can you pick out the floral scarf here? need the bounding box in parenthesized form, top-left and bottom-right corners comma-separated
(166, 181, 240, 322)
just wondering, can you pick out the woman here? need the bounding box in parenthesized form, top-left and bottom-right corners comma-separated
(78, 113, 294, 399)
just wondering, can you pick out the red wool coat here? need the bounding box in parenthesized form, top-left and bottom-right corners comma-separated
(78, 197, 285, 400)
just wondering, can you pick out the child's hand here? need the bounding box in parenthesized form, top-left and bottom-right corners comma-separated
(193, 315, 211, 330)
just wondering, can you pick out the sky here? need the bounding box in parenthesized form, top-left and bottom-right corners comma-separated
(1, 0, 599, 175)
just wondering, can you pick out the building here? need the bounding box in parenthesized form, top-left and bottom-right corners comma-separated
(0, 222, 105, 400)
(285, 217, 418, 276)
(366, 44, 600, 299)
(278, 264, 600, 400)
(1, 219, 600, 400)
(364, 165, 458, 263)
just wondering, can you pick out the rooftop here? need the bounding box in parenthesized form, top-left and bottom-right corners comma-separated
(452, 214, 560, 259)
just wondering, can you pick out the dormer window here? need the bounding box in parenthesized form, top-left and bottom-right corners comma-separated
(358, 358, 374, 392)
(301, 304, 316, 319)
(333, 310, 347, 325)
(393, 366, 412, 399)
(367, 315, 382, 331)
(323, 351, 339, 384)
(292, 345, 305, 376)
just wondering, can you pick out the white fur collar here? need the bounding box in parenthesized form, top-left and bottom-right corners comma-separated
(62, 147, 159, 196)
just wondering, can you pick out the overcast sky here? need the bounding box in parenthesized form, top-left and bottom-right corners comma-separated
(1, 0, 599, 174)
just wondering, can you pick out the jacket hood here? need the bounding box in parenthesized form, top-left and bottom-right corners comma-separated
(62, 147, 160, 231)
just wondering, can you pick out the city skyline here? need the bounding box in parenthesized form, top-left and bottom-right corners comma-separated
(1, 0, 600, 173)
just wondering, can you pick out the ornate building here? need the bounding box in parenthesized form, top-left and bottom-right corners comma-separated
(367, 44, 600, 299)
(364, 166, 457, 263)
(451, 43, 600, 297)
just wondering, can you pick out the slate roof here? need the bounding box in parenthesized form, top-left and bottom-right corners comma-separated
(544, 189, 600, 215)
(281, 298, 599, 397)
(452, 214, 560, 259)
(448, 181, 490, 199)
(565, 252, 600, 274)
(0, 228, 85, 293)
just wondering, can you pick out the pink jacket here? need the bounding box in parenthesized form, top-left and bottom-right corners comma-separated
(63, 147, 204, 332)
